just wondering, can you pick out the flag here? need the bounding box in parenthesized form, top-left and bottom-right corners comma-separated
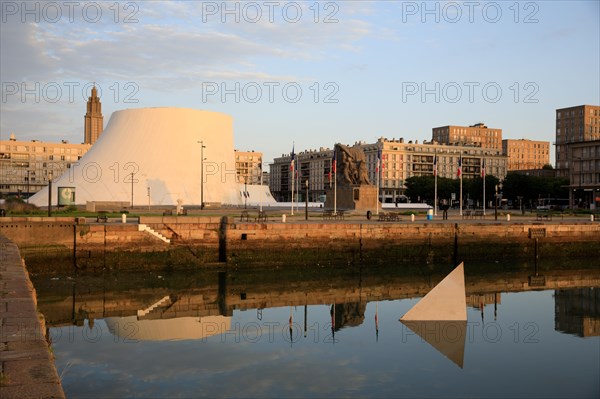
(376, 148, 382, 173)
(290, 145, 295, 171)
(457, 154, 462, 177)
(433, 155, 438, 176)
(481, 158, 486, 178)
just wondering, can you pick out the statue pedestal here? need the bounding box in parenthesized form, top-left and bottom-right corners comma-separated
(324, 185, 380, 212)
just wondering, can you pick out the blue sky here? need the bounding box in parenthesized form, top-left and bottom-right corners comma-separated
(1, 1, 599, 164)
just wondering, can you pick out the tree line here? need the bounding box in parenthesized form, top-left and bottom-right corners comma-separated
(404, 172, 569, 209)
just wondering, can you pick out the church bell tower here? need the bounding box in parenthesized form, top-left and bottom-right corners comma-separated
(84, 86, 103, 145)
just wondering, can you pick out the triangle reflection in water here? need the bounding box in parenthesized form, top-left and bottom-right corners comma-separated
(400, 263, 467, 368)
(400, 320, 467, 368)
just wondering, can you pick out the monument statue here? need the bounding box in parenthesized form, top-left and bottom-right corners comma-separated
(335, 144, 371, 186)
(325, 143, 380, 211)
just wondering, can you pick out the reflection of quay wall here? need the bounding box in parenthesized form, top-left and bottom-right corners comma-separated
(37, 269, 600, 327)
(1, 217, 600, 253)
(554, 288, 600, 337)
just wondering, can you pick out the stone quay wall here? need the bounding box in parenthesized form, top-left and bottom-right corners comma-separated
(1, 216, 599, 265)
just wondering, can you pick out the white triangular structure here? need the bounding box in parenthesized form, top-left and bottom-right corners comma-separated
(401, 263, 467, 321)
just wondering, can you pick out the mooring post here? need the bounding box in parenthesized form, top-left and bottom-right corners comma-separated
(218, 216, 228, 263)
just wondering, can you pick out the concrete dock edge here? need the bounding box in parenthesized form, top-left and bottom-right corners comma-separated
(0, 235, 65, 399)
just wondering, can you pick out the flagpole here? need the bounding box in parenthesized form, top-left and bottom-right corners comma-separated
(434, 153, 438, 216)
(482, 159, 486, 216)
(334, 165, 337, 215)
(259, 165, 263, 212)
(459, 154, 463, 217)
(291, 146, 295, 216)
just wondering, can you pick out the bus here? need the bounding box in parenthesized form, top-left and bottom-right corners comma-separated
(536, 198, 569, 211)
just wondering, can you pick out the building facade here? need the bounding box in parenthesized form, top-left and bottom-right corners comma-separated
(502, 139, 550, 171)
(0, 134, 90, 198)
(270, 139, 507, 203)
(270, 147, 333, 202)
(432, 123, 502, 150)
(234, 150, 263, 184)
(565, 140, 600, 209)
(84, 86, 104, 145)
(555, 105, 600, 178)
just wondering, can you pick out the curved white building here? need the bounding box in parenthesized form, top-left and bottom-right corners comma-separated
(30, 108, 242, 206)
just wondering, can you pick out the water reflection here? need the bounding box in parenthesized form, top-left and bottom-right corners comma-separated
(30, 263, 600, 398)
(400, 321, 467, 368)
(555, 288, 600, 337)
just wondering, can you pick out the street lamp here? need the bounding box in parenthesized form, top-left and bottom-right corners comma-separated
(198, 141, 206, 210)
(26, 170, 30, 203)
(305, 178, 309, 220)
(130, 172, 134, 209)
(494, 183, 503, 221)
(47, 171, 53, 217)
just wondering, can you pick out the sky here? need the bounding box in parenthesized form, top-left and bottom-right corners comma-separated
(1, 0, 599, 165)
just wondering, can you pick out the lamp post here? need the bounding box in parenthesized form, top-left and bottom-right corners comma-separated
(305, 178, 309, 220)
(47, 171, 53, 217)
(26, 170, 30, 203)
(198, 141, 206, 210)
(147, 187, 151, 210)
(130, 172, 134, 209)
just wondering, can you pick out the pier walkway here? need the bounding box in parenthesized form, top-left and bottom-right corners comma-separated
(0, 235, 64, 398)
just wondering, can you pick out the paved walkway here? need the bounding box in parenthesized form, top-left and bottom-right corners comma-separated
(0, 235, 64, 398)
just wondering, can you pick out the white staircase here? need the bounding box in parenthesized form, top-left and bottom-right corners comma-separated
(138, 224, 171, 243)
(137, 296, 171, 317)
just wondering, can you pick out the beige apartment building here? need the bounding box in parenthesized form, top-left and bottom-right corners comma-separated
(555, 105, 600, 178)
(270, 138, 507, 203)
(432, 123, 502, 150)
(0, 134, 90, 198)
(234, 150, 263, 185)
(270, 147, 333, 202)
(502, 139, 550, 171)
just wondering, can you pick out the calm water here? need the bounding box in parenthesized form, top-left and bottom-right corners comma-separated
(33, 262, 600, 398)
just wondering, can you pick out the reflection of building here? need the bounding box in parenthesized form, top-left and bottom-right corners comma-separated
(234, 150, 263, 184)
(502, 139, 550, 171)
(466, 293, 501, 308)
(105, 315, 231, 341)
(432, 123, 502, 150)
(0, 133, 90, 198)
(270, 138, 507, 203)
(554, 288, 600, 337)
(84, 86, 104, 145)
